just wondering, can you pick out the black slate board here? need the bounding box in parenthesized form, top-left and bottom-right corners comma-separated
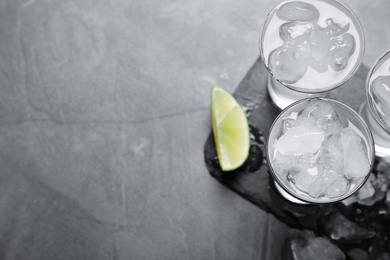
(204, 57, 390, 256)
(204, 56, 368, 229)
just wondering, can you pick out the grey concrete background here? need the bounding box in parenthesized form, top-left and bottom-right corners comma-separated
(0, 0, 389, 259)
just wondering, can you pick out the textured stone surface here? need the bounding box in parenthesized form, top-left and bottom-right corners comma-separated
(0, 0, 390, 259)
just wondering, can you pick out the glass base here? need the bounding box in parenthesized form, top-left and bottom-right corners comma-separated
(267, 76, 325, 109)
(359, 103, 390, 157)
(274, 181, 308, 204)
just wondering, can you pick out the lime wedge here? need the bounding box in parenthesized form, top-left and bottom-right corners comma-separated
(211, 86, 250, 171)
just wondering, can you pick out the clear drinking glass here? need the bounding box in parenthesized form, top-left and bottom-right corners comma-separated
(267, 98, 374, 204)
(260, 0, 365, 109)
(360, 50, 390, 157)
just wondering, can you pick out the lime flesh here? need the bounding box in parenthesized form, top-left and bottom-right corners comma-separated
(211, 86, 250, 171)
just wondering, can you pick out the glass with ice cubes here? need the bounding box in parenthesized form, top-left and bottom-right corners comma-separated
(260, 0, 364, 109)
(267, 98, 374, 204)
(360, 51, 390, 157)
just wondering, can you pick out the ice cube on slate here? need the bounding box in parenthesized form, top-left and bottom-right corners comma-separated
(358, 171, 390, 206)
(386, 190, 390, 208)
(340, 127, 370, 179)
(275, 125, 324, 156)
(300, 100, 345, 135)
(356, 175, 375, 200)
(320, 212, 376, 242)
(372, 75, 390, 127)
(285, 230, 345, 260)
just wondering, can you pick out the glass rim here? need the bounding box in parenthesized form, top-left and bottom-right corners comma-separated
(266, 97, 375, 204)
(259, 0, 365, 94)
(365, 50, 390, 135)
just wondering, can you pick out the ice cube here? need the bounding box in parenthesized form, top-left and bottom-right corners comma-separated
(274, 151, 316, 179)
(288, 165, 345, 198)
(297, 116, 317, 127)
(372, 75, 390, 127)
(307, 56, 329, 73)
(295, 40, 313, 61)
(329, 33, 355, 72)
(268, 45, 308, 84)
(356, 175, 375, 200)
(284, 230, 346, 260)
(274, 125, 324, 156)
(273, 151, 294, 174)
(340, 127, 370, 180)
(309, 31, 332, 61)
(375, 156, 390, 174)
(325, 175, 349, 198)
(287, 165, 324, 198)
(299, 99, 345, 135)
(276, 1, 319, 22)
(341, 195, 357, 206)
(281, 118, 297, 134)
(280, 21, 315, 42)
(358, 171, 390, 206)
(281, 112, 299, 133)
(283, 111, 316, 135)
(318, 133, 344, 174)
(386, 190, 390, 208)
(324, 19, 350, 37)
(320, 211, 376, 242)
(314, 170, 344, 197)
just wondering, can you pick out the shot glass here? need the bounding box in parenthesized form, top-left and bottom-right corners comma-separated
(260, 0, 365, 109)
(360, 51, 390, 157)
(267, 98, 374, 204)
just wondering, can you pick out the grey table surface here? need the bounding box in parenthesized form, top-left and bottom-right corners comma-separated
(0, 0, 389, 259)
